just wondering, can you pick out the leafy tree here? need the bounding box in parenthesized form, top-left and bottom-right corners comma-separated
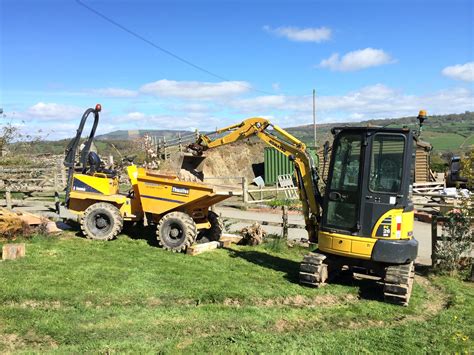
(436, 197, 474, 276)
(461, 149, 474, 190)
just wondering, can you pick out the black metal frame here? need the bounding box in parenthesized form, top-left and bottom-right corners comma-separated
(63, 106, 101, 206)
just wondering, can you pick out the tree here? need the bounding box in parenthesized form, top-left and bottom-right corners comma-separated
(461, 149, 474, 190)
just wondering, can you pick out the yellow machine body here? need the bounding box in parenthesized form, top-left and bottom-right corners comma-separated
(319, 209, 414, 260)
(66, 165, 232, 228)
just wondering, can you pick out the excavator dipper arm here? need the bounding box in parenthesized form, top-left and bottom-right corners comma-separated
(188, 117, 322, 242)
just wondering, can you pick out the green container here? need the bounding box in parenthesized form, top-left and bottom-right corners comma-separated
(264, 147, 294, 185)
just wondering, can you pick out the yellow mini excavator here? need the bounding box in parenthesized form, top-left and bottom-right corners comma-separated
(188, 115, 421, 305)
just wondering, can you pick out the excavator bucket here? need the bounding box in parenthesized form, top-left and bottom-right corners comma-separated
(175, 153, 206, 182)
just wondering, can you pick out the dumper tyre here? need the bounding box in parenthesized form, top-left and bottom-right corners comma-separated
(207, 211, 225, 241)
(81, 202, 123, 241)
(156, 212, 197, 252)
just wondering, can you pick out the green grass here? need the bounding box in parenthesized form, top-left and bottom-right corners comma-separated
(0, 233, 473, 353)
(422, 132, 467, 152)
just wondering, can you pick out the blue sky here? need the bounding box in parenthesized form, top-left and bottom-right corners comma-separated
(1, 0, 473, 139)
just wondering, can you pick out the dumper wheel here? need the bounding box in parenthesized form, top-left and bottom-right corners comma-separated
(156, 212, 197, 252)
(207, 211, 225, 241)
(81, 202, 123, 241)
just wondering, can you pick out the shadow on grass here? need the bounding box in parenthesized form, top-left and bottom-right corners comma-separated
(227, 249, 301, 284)
(67, 220, 159, 247)
(227, 248, 385, 301)
(330, 269, 384, 302)
(122, 222, 159, 247)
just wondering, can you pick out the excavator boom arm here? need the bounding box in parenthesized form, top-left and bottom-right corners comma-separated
(191, 117, 322, 241)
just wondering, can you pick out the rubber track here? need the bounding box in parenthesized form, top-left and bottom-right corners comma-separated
(383, 261, 415, 306)
(299, 252, 328, 287)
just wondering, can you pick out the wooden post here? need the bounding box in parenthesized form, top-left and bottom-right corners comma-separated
(157, 138, 162, 159)
(2, 243, 26, 260)
(163, 136, 167, 160)
(60, 159, 66, 188)
(431, 215, 438, 266)
(242, 177, 249, 204)
(178, 132, 182, 151)
(260, 185, 263, 201)
(5, 188, 12, 209)
(109, 155, 114, 167)
(53, 169, 59, 193)
(282, 205, 288, 240)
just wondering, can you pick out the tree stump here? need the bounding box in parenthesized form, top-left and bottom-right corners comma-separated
(2, 243, 26, 260)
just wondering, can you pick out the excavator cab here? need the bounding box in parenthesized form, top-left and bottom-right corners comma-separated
(318, 127, 417, 264)
(300, 126, 418, 305)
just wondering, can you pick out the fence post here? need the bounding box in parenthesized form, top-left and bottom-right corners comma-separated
(53, 169, 59, 193)
(431, 215, 438, 266)
(5, 188, 12, 209)
(163, 136, 167, 160)
(58, 158, 66, 188)
(282, 205, 288, 240)
(178, 132, 182, 151)
(242, 177, 249, 204)
(109, 155, 114, 167)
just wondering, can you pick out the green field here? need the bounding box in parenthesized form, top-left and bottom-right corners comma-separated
(422, 132, 467, 152)
(1, 234, 472, 353)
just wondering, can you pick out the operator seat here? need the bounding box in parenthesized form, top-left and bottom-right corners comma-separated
(87, 151, 117, 178)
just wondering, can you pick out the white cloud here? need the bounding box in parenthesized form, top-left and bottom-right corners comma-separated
(10, 82, 474, 140)
(263, 25, 331, 43)
(116, 111, 221, 130)
(88, 88, 138, 97)
(442, 62, 474, 82)
(26, 102, 83, 120)
(229, 84, 474, 126)
(319, 48, 395, 72)
(140, 79, 251, 99)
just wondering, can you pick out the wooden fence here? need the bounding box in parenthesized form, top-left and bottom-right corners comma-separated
(150, 131, 201, 160)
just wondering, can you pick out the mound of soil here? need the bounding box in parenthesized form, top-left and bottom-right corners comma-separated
(158, 140, 265, 186)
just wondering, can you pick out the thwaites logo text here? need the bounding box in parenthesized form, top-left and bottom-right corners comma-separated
(172, 186, 189, 195)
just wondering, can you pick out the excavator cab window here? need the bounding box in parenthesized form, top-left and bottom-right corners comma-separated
(324, 133, 363, 231)
(369, 134, 405, 194)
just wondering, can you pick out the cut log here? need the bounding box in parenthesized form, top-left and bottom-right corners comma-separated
(220, 233, 243, 246)
(241, 223, 266, 246)
(2, 243, 26, 260)
(186, 241, 220, 256)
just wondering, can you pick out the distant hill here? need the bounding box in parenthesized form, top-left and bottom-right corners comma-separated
(96, 129, 193, 141)
(94, 111, 474, 153)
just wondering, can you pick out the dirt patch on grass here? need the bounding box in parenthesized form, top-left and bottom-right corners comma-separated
(401, 275, 448, 322)
(6, 300, 62, 310)
(0, 331, 57, 352)
(223, 293, 358, 308)
(0, 333, 26, 352)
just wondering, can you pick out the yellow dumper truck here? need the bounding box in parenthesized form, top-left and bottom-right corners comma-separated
(59, 105, 231, 252)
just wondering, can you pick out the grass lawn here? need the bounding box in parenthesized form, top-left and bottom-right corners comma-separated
(0, 232, 473, 353)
